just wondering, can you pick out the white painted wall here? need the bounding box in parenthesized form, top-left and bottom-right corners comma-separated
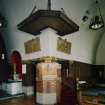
(1, 0, 105, 64)
(96, 32, 105, 65)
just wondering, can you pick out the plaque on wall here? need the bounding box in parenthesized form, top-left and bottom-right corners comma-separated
(24, 37, 41, 54)
(57, 37, 71, 54)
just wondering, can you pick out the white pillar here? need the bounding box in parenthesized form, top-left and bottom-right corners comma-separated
(36, 57, 61, 105)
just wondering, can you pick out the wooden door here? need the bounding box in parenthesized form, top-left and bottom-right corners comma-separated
(59, 61, 77, 105)
(10, 51, 22, 79)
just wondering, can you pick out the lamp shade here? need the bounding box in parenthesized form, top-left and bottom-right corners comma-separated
(89, 0, 104, 30)
(89, 15, 104, 30)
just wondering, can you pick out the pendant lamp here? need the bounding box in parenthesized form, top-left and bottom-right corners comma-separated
(89, 0, 104, 30)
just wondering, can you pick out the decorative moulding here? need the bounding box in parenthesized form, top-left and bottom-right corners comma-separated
(24, 37, 41, 54)
(57, 37, 71, 54)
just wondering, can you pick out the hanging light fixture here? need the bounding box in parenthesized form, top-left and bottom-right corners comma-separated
(89, 0, 104, 30)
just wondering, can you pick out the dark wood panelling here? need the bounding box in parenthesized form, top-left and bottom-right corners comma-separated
(74, 61, 91, 81)
(59, 61, 77, 105)
(22, 64, 35, 86)
(91, 65, 105, 83)
(58, 60, 93, 105)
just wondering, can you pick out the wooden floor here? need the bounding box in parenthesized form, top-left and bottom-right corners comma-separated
(0, 96, 35, 105)
(0, 95, 82, 105)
